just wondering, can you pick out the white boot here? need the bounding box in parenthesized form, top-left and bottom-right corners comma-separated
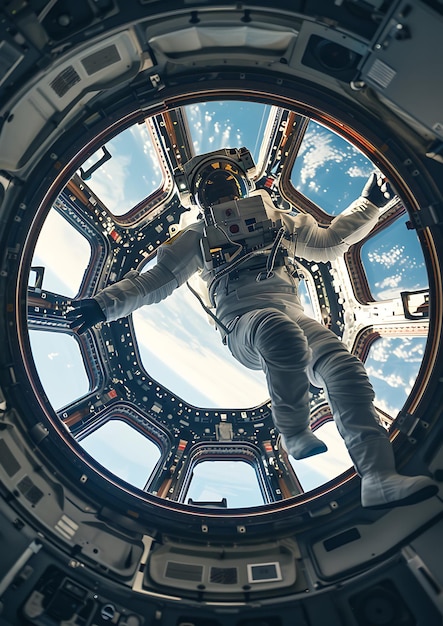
(350, 437, 438, 509)
(280, 430, 328, 460)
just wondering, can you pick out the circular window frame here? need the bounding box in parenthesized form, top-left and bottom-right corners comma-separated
(2, 70, 442, 540)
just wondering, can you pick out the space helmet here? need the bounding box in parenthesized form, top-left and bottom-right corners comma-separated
(192, 159, 251, 210)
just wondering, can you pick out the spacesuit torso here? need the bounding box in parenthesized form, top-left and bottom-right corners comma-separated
(94, 189, 380, 330)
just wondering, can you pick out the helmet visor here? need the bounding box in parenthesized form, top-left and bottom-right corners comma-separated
(193, 160, 249, 209)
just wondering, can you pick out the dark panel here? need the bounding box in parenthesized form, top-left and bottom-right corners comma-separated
(349, 579, 416, 626)
(0, 439, 21, 477)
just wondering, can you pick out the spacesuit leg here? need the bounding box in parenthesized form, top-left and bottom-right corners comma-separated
(309, 348, 387, 448)
(299, 317, 437, 508)
(226, 308, 327, 459)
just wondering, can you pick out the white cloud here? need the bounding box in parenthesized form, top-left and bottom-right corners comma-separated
(299, 144, 337, 185)
(308, 180, 320, 193)
(133, 285, 268, 408)
(366, 338, 391, 363)
(365, 364, 404, 389)
(221, 127, 231, 145)
(181, 102, 250, 155)
(373, 396, 399, 417)
(363, 336, 426, 415)
(346, 164, 375, 178)
(392, 340, 424, 363)
(375, 286, 404, 300)
(376, 275, 402, 289)
(297, 128, 343, 185)
(368, 245, 405, 268)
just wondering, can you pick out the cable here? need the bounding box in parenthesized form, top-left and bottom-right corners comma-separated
(256, 226, 286, 281)
(211, 222, 244, 262)
(186, 280, 232, 335)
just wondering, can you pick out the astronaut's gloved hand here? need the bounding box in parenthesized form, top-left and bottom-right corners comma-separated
(361, 172, 393, 207)
(66, 298, 106, 334)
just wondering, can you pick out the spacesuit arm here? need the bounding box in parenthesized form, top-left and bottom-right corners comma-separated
(94, 265, 178, 322)
(95, 224, 203, 322)
(287, 197, 380, 263)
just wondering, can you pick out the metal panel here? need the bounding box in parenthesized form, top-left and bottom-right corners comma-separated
(360, 1, 443, 138)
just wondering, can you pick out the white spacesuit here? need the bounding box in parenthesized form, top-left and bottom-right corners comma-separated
(68, 154, 437, 510)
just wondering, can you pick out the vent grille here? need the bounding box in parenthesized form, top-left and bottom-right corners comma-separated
(17, 475, 44, 505)
(81, 45, 121, 75)
(50, 66, 81, 97)
(210, 567, 238, 585)
(0, 439, 21, 477)
(366, 58, 396, 89)
(165, 561, 203, 582)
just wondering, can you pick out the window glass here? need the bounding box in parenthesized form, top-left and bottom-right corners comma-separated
(298, 277, 315, 319)
(364, 336, 427, 416)
(133, 258, 268, 409)
(185, 101, 271, 164)
(79, 420, 161, 489)
(133, 280, 268, 408)
(79, 122, 163, 216)
(29, 330, 90, 410)
(27, 99, 431, 505)
(31, 208, 91, 298)
(185, 460, 265, 508)
(361, 219, 428, 300)
(288, 421, 354, 491)
(290, 120, 374, 215)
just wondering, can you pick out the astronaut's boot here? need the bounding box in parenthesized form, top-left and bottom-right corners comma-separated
(350, 437, 438, 509)
(280, 430, 328, 460)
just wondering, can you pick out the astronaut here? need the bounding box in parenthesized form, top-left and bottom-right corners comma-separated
(68, 148, 437, 509)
